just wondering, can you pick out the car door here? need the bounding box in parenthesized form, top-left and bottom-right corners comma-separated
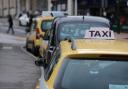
(44, 46, 60, 81)
(44, 19, 60, 65)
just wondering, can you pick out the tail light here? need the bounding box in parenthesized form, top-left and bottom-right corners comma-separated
(36, 28, 40, 34)
(36, 33, 40, 39)
(36, 28, 40, 39)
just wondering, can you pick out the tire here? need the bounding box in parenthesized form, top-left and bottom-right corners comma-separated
(26, 22, 29, 26)
(31, 43, 35, 54)
(19, 21, 22, 26)
(26, 41, 31, 52)
(33, 46, 40, 57)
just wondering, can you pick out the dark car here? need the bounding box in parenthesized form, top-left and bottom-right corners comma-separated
(36, 16, 110, 66)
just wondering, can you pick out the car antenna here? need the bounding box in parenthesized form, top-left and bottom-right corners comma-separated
(82, 11, 85, 21)
(64, 37, 77, 50)
(83, 15, 84, 21)
(71, 39, 77, 50)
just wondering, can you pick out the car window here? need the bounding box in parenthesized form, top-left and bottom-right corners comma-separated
(55, 58, 128, 89)
(41, 20, 53, 32)
(58, 22, 109, 41)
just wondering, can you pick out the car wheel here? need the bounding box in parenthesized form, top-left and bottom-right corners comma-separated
(26, 22, 29, 26)
(19, 21, 22, 26)
(34, 46, 40, 56)
(26, 40, 31, 51)
(31, 43, 35, 54)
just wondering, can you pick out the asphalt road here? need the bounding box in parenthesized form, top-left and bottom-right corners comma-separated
(0, 18, 26, 37)
(0, 22, 41, 89)
(0, 25, 26, 37)
(0, 44, 40, 89)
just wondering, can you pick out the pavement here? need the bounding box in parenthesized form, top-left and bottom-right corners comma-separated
(0, 33, 26, 46)
(0, 18, 19, 27)
(0, 44, 41, 89)
(0, 18, 26, 37)
(0, 18, 41, 89)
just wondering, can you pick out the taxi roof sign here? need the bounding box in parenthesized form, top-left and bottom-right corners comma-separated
(84, 27, 115, 40)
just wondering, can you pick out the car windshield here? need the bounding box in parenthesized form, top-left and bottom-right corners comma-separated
(59, 22, 109, 41)
(52, 12, 66, 16)
(41, 20, 52, 31)
(55, 58, 128, 89)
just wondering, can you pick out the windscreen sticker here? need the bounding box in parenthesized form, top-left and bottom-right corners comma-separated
(109, 84, 128, 89)
(84, 27, 115, 39)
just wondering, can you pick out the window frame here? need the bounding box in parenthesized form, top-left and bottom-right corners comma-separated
(41, 20, 53, 32)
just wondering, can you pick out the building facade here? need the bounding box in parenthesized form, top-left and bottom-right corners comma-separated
(0, 0, 48, 17)
(0, 0, 17, 17)
(48, 0, 128, 16)
(0, 0, 127, 17)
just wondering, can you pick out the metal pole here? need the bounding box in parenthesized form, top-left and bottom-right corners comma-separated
(116, 0, 121, 34)
(2, 0, 3, 16)
(16, 0, 20, 18)
(67, 0, 72, 15)
(75, 0, 77, 15)
(101, 0, 105, 16)
(8, 0, 10, 15)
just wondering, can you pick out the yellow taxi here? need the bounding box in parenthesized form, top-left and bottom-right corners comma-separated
(26, 16, 54, 55)
(38, 16, 110, 58)
(35, 27, 128, 89)
(36, 38, 128, 89)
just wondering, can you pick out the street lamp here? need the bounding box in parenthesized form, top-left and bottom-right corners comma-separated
(101, 0, 105, 16)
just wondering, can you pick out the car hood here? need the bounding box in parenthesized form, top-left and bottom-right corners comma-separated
(60, 39, 128, 55)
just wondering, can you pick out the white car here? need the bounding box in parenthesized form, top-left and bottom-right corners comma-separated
(19, 14, 29, 26)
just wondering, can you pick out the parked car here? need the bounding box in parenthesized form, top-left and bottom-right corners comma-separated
(35, 33, 128, 89)
(38, 16, 110, 61)
(19, 13, 29, 26)
(26, 16, 54, 56)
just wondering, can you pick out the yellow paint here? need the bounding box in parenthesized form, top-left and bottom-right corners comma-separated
(37, 16, 54, 36)
(27, 16, 54, 50)
(37, 39, 128, 89)
(39, 40, 48, 57)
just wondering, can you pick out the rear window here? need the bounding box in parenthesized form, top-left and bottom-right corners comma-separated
(41, 20, 52, 31)
(58, 22, 109, 41)
(54, 58, 128, 89)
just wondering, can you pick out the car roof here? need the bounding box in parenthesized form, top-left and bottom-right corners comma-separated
(60, 39, 128, 56)
(42, 11, 68, 17)
(55, 16, 110, 26)
(39, 16, 54, 20)
(33, 16, 54, 22)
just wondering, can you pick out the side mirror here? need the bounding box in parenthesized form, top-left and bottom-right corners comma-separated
(46, 46, 54, 62)
(35, 58, 46, 67)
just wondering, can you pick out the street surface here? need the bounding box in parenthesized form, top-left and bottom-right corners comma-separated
(0, 18, 41, 89)
(0, 20, 26, 37)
